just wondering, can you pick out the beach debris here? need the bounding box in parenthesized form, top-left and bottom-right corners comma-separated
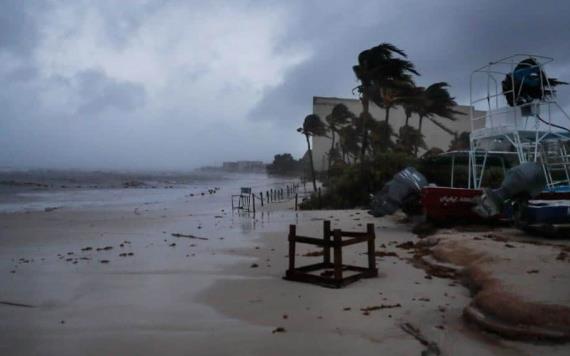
(99, 260, 110, 264)
(0, 301, 35, 308)
(81, 247, 93, 251)
(375, 251, 399, 258)
(360, 304, 401, 313)
(400, 322, 441, 356)
(96, 246, 113, 251)
(123, 180, 145, 188)
(171, 233, 208, 240)
(169, 243, 176, 247)
(282, 314, 288, 319)
(343, 307, 351, 311)
(396, 241, 415, 250)
(412, 221, 438, 238)
(44, 206, 60, 212)
(250, 263, 259, 268)
(272, 327, 286, 334)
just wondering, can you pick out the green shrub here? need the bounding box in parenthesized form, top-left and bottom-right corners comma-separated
(300, 152, 418, 210)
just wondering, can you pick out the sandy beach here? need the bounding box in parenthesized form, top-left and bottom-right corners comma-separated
(0, 173, 568, 355)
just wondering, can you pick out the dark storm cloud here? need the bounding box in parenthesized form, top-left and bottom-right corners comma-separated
(252, 0, 570, 123)
(0, 0, 44, 54)
(1, 0, 569, 170)
(75, 70, 146, 115)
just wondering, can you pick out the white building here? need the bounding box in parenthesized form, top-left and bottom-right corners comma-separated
(311, 96, 484, 172)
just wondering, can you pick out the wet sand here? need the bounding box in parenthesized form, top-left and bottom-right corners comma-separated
(1, 186, 569, 355)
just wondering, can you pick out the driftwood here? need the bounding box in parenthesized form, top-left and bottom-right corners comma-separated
(0, 301, 35, 308)
(400, 322, 441, 356)
(171, 233, 208, 240)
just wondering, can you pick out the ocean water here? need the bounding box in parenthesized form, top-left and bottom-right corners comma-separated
(0, 171, 301, 213)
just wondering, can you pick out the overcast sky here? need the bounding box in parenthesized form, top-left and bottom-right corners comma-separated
(1, 0, 569, 170)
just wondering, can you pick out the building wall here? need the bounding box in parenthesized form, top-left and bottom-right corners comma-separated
(311, 96, 485, 172)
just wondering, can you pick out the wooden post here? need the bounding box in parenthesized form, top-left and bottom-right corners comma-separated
(252, 194, 256, 214)
(266, 191, 269, 203)
(295, 193, 298, 211)
(318, 187, 322, 209)
(260, 192, 264, 206)
(367, 224, 375, 272)
(323, 220, 331, 265)
(333, 229, 342, 281)
(288, 225, 296, 272)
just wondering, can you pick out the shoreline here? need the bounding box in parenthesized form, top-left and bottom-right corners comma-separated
(1, 182, 569, 355)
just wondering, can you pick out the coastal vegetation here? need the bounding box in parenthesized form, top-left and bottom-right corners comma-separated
(298, 42, 474, 209)
(266, 153, 304, 176)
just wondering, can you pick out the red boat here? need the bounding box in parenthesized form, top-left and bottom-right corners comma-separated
(421, 186, 570, 223)
(421, 55, 570, 223)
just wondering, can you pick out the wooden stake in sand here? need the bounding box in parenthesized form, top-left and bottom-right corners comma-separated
(400, 322, 441, 356)
(171, 233, 208, 240)
(0, 301, 36, 308)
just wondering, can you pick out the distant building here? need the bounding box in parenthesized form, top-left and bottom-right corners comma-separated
(222, 162, 239, 171)
(222, 161, 265, 172)
(311, 96, 485, 172)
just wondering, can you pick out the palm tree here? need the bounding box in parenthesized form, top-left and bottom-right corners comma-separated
(401, 85, 426, 127)
(338, 125, 359, 163)
(297, 114, 326, 192)
(325, 104, 355, 170)
(396, 125, 426, 155)
(353, 43, 419, 162)
(369, 120, 395, 154)
(413, 82, 464, 156)
(417, 82, 463, 132)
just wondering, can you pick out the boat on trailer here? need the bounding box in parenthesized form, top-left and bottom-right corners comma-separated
(421, 54, 570, 227)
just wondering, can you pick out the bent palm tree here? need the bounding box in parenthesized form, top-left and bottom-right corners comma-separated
(298, 114, 326, 192)
(414, 82, 464, 155)
(353, 43, 419, 163)
(417, 82, 463, 132)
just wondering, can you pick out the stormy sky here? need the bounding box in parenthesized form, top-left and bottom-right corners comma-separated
(1, 0, 569, 170)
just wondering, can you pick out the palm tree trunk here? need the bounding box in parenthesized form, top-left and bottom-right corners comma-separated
(360, 94, 369, 163)
(328, 131, 335, 171)
(306, 134, 317, 192)
(385, 107, 391, 123)
(415, 116, 424, 157)
(405, 113, 410, 127)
